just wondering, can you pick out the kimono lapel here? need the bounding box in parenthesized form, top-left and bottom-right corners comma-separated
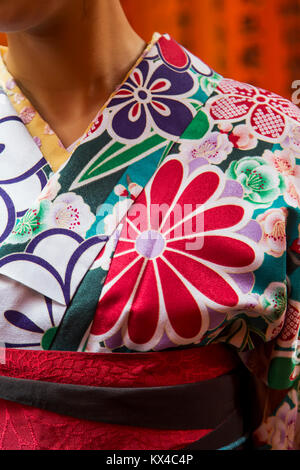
(0, 90, 49, 243)
(0, 35, 222, 343)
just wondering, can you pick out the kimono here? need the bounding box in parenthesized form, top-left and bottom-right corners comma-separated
(0, 32, 299, 450)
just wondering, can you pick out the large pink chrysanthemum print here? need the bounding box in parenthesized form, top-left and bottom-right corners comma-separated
(207, 78, 300, 142)
(88, 158, 264, 351)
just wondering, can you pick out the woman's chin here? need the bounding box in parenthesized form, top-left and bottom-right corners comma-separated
(0, 0, 70, 34)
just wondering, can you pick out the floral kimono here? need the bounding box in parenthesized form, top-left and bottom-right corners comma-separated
(0, 33, 299, 450)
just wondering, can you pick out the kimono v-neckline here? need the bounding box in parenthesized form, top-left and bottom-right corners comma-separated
(0, 34, 221, 337)
(0, 34, 162, 173)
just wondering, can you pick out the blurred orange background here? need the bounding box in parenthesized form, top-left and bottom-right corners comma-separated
(122, 0, 300, 100)
(0, 0, 299, 100)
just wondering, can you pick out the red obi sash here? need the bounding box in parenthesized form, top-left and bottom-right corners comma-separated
(0, 344, 240, 450)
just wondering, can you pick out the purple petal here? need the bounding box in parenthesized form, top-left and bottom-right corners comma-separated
(154, 331, 177, 350)
(112, 102, 147, 139)
(148, 64, 194, 96)
(220, 180, 244, 199)
(105, 328, 124, 349)
(237, 220, 263, 243)
(207, 307, 226, 330)
(149, 97, 194, 137)
(127, 60, 149, 88)
(189, 158, 208, 174)
(229, 272, 255, 294)
(108, 85, 135, 108)
(4, 310, 44, 333)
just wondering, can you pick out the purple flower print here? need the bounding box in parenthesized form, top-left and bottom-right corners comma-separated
(108, 60, 197, 141)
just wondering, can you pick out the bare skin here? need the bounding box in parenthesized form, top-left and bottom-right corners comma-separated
(0, 0, 146, 148)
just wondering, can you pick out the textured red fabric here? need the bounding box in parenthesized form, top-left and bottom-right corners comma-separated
(0, 344, 238, 450)
(0, 344, 238, 386)
(0, 400, 211, 450)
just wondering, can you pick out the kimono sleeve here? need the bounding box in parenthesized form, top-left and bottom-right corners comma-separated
(251, 134, 300, 450)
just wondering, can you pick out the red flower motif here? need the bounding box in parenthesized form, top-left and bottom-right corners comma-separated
(89, 158, 262, 351)
(156, 35, 191, 72)
(85, 114, 104, 138)
(207, 79, 300, 142)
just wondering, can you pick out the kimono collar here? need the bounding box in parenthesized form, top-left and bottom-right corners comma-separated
(0, 34, 222, 305)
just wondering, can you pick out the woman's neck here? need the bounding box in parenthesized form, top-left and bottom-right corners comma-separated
(4, 0, 146, 148)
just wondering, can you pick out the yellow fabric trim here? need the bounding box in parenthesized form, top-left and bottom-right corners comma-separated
(0, 45, 69, 172)
(0, 32, 161, 174)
